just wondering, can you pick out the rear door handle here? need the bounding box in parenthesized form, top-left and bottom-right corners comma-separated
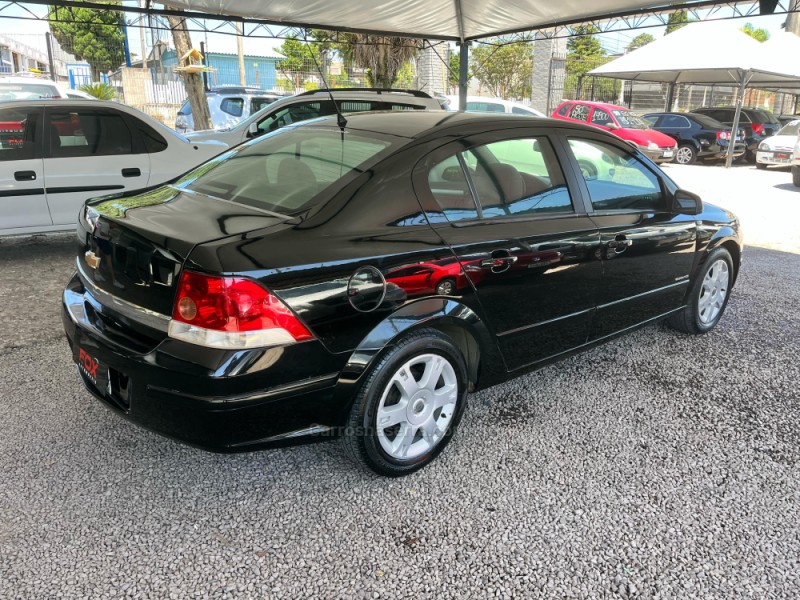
(121, 168, 141, 178)
(14, 170, 36, 181)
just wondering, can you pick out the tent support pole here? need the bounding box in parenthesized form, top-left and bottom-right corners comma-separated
(725, 73, 749, 169)
(665, 82, 676, 111)
(458, 42, 469, 111)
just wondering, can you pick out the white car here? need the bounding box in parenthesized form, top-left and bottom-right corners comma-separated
(792, 132, 800, 188)
(0, 100, 227, 236)
(444, 95, 546, 117)
(756, 119, 799, 170)
(0, 76, 72, 101)
(185, 88, 443, 147)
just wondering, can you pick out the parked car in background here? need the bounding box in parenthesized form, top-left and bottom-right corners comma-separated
(65, 89, 98, 100)
(777, 113, 800, 126)
(551, 100, 677, 163)
(642, 112, 746, 164)
(792, 132, 800, 187)
(0, 100, 226, 236)
(63, 111, 741, 476)
(690, 107, 781, 163)
(756, 119, 799, 170)
(0, 76, 71, 101)
(175, 86, 284, 132)
(444, 95, 546, 116)
(186, 88, 442, 147)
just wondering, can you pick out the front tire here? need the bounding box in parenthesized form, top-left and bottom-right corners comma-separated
(756, 161, 767, 170)
(435, 277, 457, 296)
(675, 144, 697, 165)
(792, 166, 800, 187)
(343, 328, 468, 476)
(667, 247, 734, 334)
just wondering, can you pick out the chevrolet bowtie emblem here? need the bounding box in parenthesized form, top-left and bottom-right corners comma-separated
(85, 250, 101, 270)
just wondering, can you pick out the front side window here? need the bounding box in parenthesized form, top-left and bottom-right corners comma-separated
(611, 110, 649, 129)
(0, 107, 38, 161)
(175, 128, 399, 215)
(591, 108, 612, 126)
(46, 110, 133, 158)
(568, 138, 664, 212)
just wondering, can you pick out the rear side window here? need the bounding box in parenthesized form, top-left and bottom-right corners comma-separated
(0, 107, 39, 161)
(220, 97, 244, 117)
(569, 104, 590, 121)
(47, 110, 134, 158)
(257, 102, 325, 134)
(660, 115, 691, 128)
(557, 103, 572, 116)
(137, 120, 168, 153)
(466, 101, 505, 113)
(175, 128, 398, 215)
(568, 138, 664, 212)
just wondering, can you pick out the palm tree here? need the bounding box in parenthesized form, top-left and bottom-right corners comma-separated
(338, 34, 420, 88)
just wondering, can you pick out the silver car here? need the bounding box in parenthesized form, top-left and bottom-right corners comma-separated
(185, 88, 443, 148)
(175, 86, 284, 133)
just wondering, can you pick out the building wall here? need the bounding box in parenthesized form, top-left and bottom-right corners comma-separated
(160, 50, 281, 90)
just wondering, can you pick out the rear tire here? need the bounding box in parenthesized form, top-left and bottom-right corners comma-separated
(343, 328, 468, 477)
(756, 162, 767, 170)
(792, 166, 800, 188)
(667, 247, 734, 334)
(675, 144, 697, 165)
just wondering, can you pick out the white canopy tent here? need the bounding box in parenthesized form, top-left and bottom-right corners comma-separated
(588, 22, 800, 166)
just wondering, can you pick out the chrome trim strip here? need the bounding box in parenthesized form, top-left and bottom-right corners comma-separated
(596, 280, 689, 311)
(497, 306, 594, 337)
(229, 425, 335, 448)
(76, 259, 171, 332)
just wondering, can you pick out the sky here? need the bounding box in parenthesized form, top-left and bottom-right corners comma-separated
(0, 2, 793, 61)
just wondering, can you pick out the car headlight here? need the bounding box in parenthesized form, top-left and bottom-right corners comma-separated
(647, 141, 658, 150)
(758, 142, 770, 151)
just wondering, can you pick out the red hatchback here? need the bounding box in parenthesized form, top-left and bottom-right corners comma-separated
(552, 100, 677, 163)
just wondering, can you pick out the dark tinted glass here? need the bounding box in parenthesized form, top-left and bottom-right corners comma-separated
(47, 110, 133, 158)
(137, 120, 168, 153)
(426, 154, 479, 222)
(690, 114, 726, 129)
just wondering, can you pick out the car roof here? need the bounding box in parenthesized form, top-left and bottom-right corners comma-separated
(294, 110, 600, 141)
(0, 76, 60, 85)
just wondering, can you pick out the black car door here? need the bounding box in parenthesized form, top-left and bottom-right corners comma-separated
(563, 134, 697, 340)
(413, 128, 602, 371)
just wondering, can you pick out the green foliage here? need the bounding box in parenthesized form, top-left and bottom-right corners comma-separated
(665, 11, 690, 34)
(47, 2, 125, 80)
(741, 22, 770, 42)
(332, 34, 419, 88)
(394, 62, 415, 89)
(566, 26, 606, 77)
(277, 37, 317, 73)
(79, 81, 116, 99)
(303, 81, 319, 92)
(627, 33, 655, 52)
(470, 37, 533, 99)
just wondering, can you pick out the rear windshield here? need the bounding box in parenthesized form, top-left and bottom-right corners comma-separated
(173, 126, 403, 215)
(0, 82, 59, 100)
(777, 120, 800, 137)
(752, 110, 780, 124)
(691, 114, 727, 129)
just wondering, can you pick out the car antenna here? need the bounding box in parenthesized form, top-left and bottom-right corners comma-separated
(305, 35, 347, 131)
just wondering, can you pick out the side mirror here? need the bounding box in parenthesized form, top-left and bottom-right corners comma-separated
(247, 122, 259, 138)
(606, 122, 619, 131)
(673, 189, 703, 215)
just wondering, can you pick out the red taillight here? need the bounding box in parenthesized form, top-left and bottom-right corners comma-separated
(169, 271, 312, 348)
(751, 123, 765, 135)
(717, 131, 730, 141)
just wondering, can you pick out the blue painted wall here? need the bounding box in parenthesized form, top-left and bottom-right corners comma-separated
(161, 50, 283, 90)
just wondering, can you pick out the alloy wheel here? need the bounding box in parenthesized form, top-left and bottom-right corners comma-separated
(698, 259, 729, 325)
(376, 353, 459, 460)
(676, 146, 694, 164)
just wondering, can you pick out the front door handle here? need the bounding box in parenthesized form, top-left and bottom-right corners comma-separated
(608, 235, 633, 253)
(14, 170, 36, 181)
(480, 251, 518, 273)
(121, 168, 141, 178)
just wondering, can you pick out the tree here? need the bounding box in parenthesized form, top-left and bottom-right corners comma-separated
(665, 11, 690, 34)
(627, 33, 655, 52)
(164, 8, 211, 131)
(336, 34, 420, 88)
(277, 37, 320, 89)
(470, 38, 533, 99)
(741, 22, 770, 42)
(566, 26, 606, 77)
(47, 2, 125, 80)
(448, 49, 472, 94)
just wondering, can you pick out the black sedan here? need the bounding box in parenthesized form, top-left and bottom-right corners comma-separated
(62, 112, 742, 476)
(643, 112, 746, 165)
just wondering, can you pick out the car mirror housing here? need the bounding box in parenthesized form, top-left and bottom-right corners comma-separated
(247, 122, 259, 137)
(606, 122, 619, 130)
(673, 189, 703, 215)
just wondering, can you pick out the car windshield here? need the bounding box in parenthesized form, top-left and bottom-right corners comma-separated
(611, 110, 649, 129)
(173, 126, 404, 215)
(777, 120, 800, 137)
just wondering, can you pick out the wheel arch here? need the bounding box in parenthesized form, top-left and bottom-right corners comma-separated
(331, 298, 503, 417)
(702, 230, 742, 285)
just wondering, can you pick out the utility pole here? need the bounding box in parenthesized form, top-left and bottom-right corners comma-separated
(236, 22, 246, 86)
(786, 8, 800, 36)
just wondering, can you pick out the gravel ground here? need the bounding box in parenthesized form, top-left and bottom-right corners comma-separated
(1, 169, 799, 598)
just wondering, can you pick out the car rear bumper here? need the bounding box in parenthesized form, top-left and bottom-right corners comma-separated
(62, 272, 347, 451)
(642, 147, 676, 163)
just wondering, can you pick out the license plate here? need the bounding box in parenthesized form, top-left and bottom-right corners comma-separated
(663, 150, 674, 157)
(78, 347, 109, 394)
